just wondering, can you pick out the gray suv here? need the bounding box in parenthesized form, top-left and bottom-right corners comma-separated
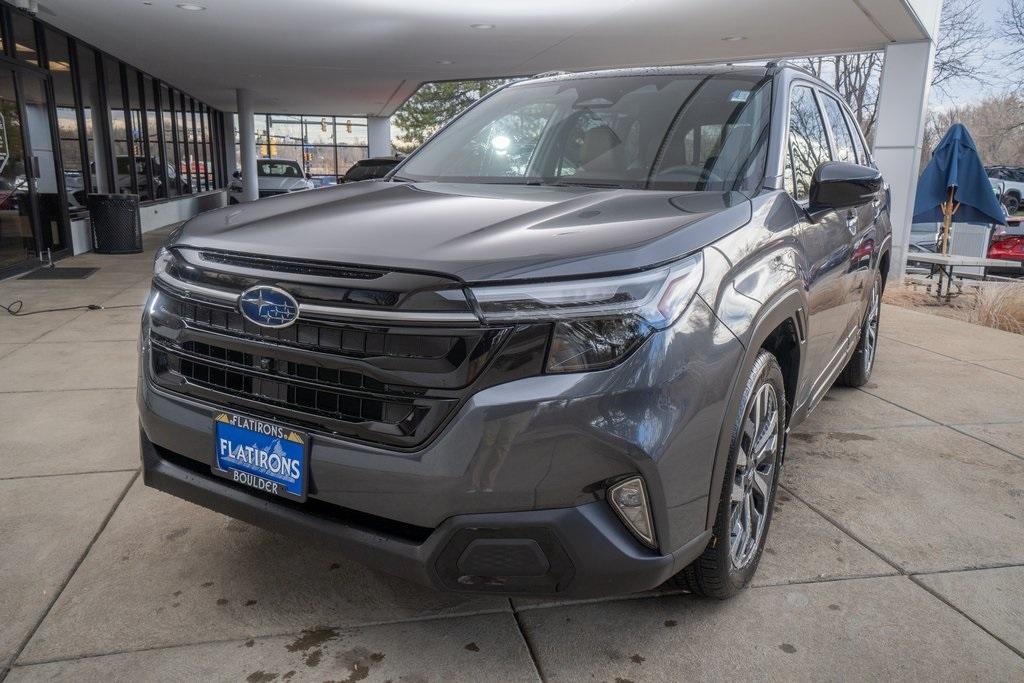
(140, 64, 889, 599)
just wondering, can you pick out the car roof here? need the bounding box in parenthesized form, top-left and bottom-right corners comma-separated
(522, 64, 771, 85)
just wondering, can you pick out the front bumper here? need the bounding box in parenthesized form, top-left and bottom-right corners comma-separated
(142, 429, 710, 596)
(139, 295, 742, 596)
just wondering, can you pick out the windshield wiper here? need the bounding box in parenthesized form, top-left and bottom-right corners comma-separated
(542, 180, 629, 189)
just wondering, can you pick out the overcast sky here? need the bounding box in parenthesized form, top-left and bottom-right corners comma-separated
(930, 0, 1010, 108)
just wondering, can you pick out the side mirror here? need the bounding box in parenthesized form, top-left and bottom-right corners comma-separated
(232, 170, 241, 180)
(809, 161, 882, 213)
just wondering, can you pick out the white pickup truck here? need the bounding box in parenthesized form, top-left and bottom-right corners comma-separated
(987, 166, 1024, 214)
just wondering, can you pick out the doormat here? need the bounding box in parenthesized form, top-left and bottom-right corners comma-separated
(19, 267, 99, 280)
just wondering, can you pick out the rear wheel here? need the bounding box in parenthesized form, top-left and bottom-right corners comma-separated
(671, 350, 785, 598)
(837, 270, 881, 387)
(1003, 194, 1020, 215)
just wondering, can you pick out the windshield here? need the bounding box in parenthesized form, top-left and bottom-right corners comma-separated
(396, 72, 771, 191)
(257, 160, 304, 178)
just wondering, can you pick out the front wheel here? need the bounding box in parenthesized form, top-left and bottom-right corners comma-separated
(671, 350, 785, 599)
(837, 270, 882, 387)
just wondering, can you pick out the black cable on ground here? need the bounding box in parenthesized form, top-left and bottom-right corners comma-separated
(2, 300, 143, 317)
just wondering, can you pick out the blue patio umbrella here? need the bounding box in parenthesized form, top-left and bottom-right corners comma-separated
(912, 123, 1006, 254)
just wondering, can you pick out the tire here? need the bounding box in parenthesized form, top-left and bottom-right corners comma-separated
(837, 270, 882, 388)
(1003, 194, 1020, 215)
(670, 350, 786, 599)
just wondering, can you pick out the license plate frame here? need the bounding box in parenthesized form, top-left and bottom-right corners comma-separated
(212, 412, 308, 502)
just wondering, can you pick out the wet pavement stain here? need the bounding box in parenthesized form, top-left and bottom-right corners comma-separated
(789, 433, 815, 443)
(245, 639, 255, 648)
(164, 527, 190, 541)
(245, 672, 278, 683)
(331, 648, 385, 683)
(285, 627, 339, 653)
(245, 599, 258, 606)
(828, 604, 842, 611)
(216, 598, 229, 606)
(464, 642, 480, 652)
(780, 643, 798, 654)
(827, 432, 876, 443)
(664, 619, 677, 627)
(304, 648, 322, 667)
(281, 672, 295, 681)
(201, 581, 214, 588)
(630, 654, 645, 664)
(329, 562, 341, 571)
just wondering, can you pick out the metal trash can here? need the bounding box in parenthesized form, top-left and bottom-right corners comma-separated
(88, 193, 142, 254)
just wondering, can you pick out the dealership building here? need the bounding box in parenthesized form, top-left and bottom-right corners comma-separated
(0, 0, 940, 280)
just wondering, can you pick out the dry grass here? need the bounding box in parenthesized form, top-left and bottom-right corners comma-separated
(967, 282, 1024, 335)
(884, 280, 1024, 335)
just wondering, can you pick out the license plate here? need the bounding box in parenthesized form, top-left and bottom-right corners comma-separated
(213, 412, 307, 502)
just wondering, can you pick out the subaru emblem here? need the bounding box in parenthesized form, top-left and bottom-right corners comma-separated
(239, 285, 300, 328)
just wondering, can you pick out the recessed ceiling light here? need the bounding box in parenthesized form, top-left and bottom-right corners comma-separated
(436, 60, 454, 65)
(176, 3, 206, 10)
(721, 35, 746, 42)
(469, 23, 495, 30)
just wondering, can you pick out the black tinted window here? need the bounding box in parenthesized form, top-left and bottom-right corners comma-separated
(783, 86, 830, 201)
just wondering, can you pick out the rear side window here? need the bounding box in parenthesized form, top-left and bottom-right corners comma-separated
(820, 95, 857, 164)
(783, 86, 830, 201)
(843, 109, 869, 165)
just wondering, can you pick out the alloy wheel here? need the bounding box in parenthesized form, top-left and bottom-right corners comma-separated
(729, 382, 780, 570)
(865, 281, 880, 372)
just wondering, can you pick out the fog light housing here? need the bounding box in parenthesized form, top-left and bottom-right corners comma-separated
(608, 477, 656, 549)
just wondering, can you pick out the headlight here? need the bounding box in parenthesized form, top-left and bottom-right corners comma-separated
(470, 253, 703, 373)
(153, 246, 172, 274)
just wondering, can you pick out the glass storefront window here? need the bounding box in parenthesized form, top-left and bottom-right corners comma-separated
(46, 30, 87, 212)
(125, 67, 153, 200)
(161, 84, 180, 197)
(336, 117, 368, 146)
(10, 11, 38, 65)
(303, 115, 333, 145)
(177, 92, 192, 193)
(145, 76, 165, 199)
(102, 56, 130, 197)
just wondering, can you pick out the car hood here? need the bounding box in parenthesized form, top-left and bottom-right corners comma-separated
(255, 176, 311, 192)
(174, 181, 752, 282)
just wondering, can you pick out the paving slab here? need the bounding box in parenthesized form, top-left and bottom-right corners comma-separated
(796, 384, 932, 434)
(860, 357, 1024, 425)
(753, 488, 894, 587)
(0, 343, 23, 361)
(0, 471, 134, 672)
(784, 424, 1024, 574)
(35, 305, 143, 343)
(950, 422, 1024, 461)
(974, 358, 1024, 381)
(10, 613, 536, 683)
(19, 481, 508, 663)
(880, 303, 1024, 361)
(0, 389, 139, 477)
(517, 576, 1024, 681)
(0, 340, 138, 392)
(915, 566, 1024, 656)
(99, 285, 152, 308)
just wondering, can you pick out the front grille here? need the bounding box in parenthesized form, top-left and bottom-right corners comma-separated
(168, 298, 456, 363)
(158, 345, 419, 426)
(147, 286, 518, 449)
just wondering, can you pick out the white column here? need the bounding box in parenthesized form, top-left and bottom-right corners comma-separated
(235, 89, 259, 202)
(367, 116, 392, 158)
(873, 39, 939, 277)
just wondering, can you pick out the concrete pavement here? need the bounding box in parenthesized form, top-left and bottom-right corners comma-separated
(1, 237, 1023, 681)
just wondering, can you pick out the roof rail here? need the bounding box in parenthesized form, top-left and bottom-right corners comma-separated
(531, 70, 570, 79)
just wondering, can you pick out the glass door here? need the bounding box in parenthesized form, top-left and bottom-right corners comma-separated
(0, 67, 34, 275)
(20, 71, 67, 259)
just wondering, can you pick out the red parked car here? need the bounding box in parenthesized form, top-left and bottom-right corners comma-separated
(988, 222, 1024, 276)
